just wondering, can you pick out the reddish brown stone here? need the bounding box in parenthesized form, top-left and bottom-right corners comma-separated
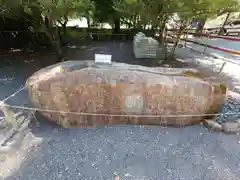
(25, 61, 227, 128)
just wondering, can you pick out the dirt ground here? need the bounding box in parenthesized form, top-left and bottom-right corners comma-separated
(0, 40, 228, 77)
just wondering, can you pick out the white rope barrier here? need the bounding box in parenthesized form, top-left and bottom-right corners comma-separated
(1, 102, 240, 118)
(0, 86, 25, 105)
(0, 80, 237, 119)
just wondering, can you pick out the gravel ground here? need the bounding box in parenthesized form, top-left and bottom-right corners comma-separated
(214, 97, 240, 124)
(3, 123, 240, 180)
(0, 41, 240, 180)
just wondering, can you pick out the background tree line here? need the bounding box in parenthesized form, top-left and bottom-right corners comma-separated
(0, 0, 239, 60)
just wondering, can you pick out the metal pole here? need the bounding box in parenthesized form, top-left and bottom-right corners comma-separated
(219, 62, 227, 75)
(202, 33, 210, 54)
(184, 31, 188, 47)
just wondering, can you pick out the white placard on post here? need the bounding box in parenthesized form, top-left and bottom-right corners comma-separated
(94, 54, 112, 64)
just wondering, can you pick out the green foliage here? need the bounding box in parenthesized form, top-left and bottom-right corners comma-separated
(1, 0, 240, 54)
(1, 0, 239, 31)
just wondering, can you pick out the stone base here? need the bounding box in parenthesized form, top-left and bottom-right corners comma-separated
(0, 102, 36, 153)
(203, 119, 240, 134)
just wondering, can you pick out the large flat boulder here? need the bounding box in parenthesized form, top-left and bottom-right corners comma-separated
(25, 61, 227, 128)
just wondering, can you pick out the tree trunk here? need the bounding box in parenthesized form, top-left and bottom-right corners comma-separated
(62, 23, 67, 37)
(170, 20, 187, 58)
(133, 15, 137, 27)
(86, 16, 91, 28)
(62, 15, 68, 37)
(113, 17, 120, 34)
(44, 17, 63, 61)
(55, 27, 63, 60)
(136, 15, 142, 29)
(58, 26, 64, 46)
(161, 15, 168, 60)
(128, 20, 131, 29)
(195, 17, 207, 36)
(49, 31, 63, 60)
(127, 18, 133, 29)
(218, 12, 231, 35)
(158, 14, 168, 44)
(143, 24, 147, 30)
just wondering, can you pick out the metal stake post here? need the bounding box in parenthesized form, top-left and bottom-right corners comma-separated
(219, 62, 227, 75)
(184, 31, 188, 47)
(203, 33, 210, 54)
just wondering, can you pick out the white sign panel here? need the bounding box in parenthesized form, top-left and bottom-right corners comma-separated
(94, 54, 112, 64)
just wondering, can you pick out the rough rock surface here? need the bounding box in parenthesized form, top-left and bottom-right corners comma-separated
(222, 122, 240, 134)
(203, 94, 240, 134)
(25, 61, 227, 128)
(214, 96, 240, 124)
(0, 102, 35, 154)
(203, 120, 223, 132)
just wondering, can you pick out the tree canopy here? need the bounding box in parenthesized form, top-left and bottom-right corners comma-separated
(0, 0, 239, 58)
